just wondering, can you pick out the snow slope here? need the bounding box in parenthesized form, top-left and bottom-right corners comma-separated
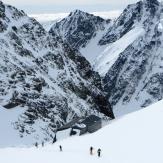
(79, 23, 111, 64)
(95, 26, 145, 76)
(1, 99, 163, 163)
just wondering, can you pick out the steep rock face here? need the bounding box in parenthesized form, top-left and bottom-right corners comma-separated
(49, 10, 111, 50)
(102, 0, 163, 116)
(0, 1, 114, 143)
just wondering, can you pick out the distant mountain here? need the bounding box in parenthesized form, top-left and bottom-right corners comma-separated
(0, 1, 114, 144)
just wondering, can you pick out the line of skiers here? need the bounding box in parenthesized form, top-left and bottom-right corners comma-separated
(35, 141, 44, 148)
(35, 143, 101, 157)
(58, 145, 101, 157)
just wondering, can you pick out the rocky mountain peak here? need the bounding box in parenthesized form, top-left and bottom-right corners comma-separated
(49, 9, 109, 50)
(69, 9, 88, 17)
(143, 0, 159, 5)
(68, 9, 105, 22)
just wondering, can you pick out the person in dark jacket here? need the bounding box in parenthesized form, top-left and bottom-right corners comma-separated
(90, 146, 93, 155)
(59, 145, 62, 152)
(97, 148, 101, 157)
(52, 134, 57, 144)
(42, 141, 44, 147)
(35, 142, 38, 148)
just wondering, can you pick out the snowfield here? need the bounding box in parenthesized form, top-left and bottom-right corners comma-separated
(1, 99, 163, 163)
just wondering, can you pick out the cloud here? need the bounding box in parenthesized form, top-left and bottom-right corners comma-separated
(3, 0, 139, 6)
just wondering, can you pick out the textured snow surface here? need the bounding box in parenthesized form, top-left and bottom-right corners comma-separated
(1, 100, 163, 163)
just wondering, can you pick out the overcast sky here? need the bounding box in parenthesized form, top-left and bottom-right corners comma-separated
(2, 0, 140, 14)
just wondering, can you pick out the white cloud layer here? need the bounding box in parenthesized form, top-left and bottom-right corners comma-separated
(3, 0, 138, 6)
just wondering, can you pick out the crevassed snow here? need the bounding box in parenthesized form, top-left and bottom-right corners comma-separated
(1, 99, 163, 163)
(94, 26, 145, 76)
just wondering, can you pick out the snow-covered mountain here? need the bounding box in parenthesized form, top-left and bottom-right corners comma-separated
(0, 1, 114, 143)
(95, 0, 163, 116)
(30, 10, 121, 34)
(49, 10, 112, 63)
(1, 98, 163, 163)
(33, 11, 121, 63)
(49, 0, 163, 117)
